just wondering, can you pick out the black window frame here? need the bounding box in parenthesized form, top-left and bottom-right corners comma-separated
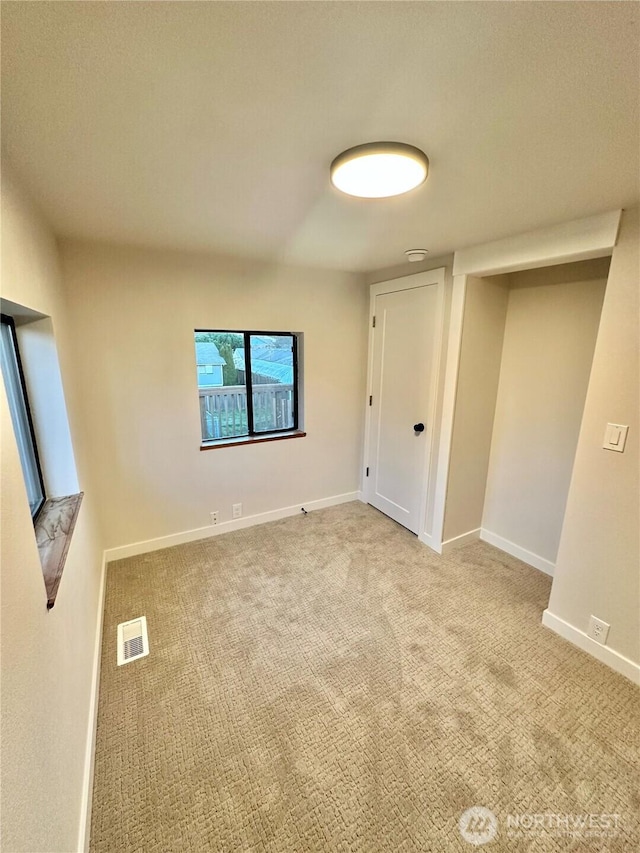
(1, 313, 46, 520)
(195, 329, 299, 441)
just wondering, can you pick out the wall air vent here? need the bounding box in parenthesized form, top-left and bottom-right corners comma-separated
(117, 616, 149, 666)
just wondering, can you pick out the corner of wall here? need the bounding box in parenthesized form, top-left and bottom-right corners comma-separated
(548, 206, 640, 671)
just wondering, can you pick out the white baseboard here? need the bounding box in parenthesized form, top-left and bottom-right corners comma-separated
(419, 531, 443, 554)
(77, 551, 108, 852)
(104, 492, 360, 562)
(542, 609, 640, 685)
(441, 528, 481, 554)
(480, 528, 555, 576)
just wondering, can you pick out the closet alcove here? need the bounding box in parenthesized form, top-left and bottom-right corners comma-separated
(442, 256, 610, 575)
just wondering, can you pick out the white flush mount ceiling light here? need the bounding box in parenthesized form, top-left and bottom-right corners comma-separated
(330, 142, 429, 199)
(405, 249, 429, 263)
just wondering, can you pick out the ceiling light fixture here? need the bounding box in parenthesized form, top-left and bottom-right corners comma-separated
(330, 142, 429, 199)
(405, 249, 429, 263)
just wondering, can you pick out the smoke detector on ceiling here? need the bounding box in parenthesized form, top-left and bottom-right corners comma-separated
(404, 249, 429, 263)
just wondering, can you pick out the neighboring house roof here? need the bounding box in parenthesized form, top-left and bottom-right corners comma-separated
(233, 348, 293, 385)
(250, 335, 277, 348)
(195, 341, 226, 366)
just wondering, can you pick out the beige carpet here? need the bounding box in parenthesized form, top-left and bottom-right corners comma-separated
(90, 502, 639, 852)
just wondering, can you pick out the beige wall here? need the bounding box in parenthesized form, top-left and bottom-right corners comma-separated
(549, 208, 639, 664)
(443, 275, 509, 542)
(482, 259, 608, 565)
(59, 240, 368, 550)
(1, 167, 105, 851)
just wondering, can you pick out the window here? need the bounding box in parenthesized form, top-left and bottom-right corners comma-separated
(194, 330, 300, 443)
(0, 314, 46, 518)
(1, 306, 84, 608)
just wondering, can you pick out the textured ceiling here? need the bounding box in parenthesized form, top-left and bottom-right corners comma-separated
(2, 1, 639, 272)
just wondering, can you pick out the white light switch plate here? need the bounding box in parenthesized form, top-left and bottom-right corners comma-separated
(603, 423, 628, 453)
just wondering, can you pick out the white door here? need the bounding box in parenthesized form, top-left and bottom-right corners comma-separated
(364, 273, 441, 534)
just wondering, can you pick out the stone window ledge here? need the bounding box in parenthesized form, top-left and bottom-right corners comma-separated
(34, 492, 83, 609)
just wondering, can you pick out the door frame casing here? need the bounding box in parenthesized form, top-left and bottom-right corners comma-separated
(362, 268, 446, 548)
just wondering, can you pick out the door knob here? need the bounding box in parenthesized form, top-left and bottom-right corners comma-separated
(413, 422, 425, 433)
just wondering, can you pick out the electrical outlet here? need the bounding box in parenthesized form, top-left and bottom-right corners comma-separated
(232, 503, 242, 519)
(588, 615, 610, 645)
(210, 511, 219, 526)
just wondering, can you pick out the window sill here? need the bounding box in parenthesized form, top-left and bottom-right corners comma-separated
(34, 492, 84, 609)
(200, 430, 306, 451)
